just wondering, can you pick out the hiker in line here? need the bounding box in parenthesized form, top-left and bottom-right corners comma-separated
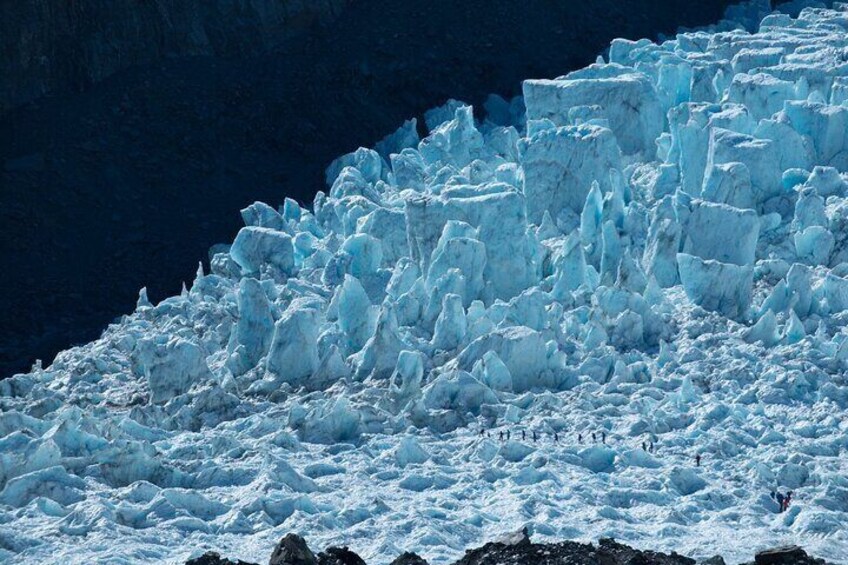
(642, 441, 647, 451)
(695, 454, 701, 467)
(578, 433, 583, 444)
(553, 432, 559, 443)
(499, 430, 504, 442)
(506, 430, 511, 441)
(775, 490, 785, 513)
(532, 431, 537, 443)
(649, 441, 655, 453)
(479, 428, 485, 437)
(592, 432, 596, 443)
(784, 491, 793, 512)
(522, 430, 526, 441)
(601, 431, 606, 444)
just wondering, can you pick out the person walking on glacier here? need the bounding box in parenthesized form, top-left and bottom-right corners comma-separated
(775, 491, 785, 513)
(695, 454, 701, 467)
(499, 430, 504, 442)
(601, 431, 606, 444)
(522, 430, 526, 441)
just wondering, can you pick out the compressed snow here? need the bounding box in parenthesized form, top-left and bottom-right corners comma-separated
(3, 2, 848, 564)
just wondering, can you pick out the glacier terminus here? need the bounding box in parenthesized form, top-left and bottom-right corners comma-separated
(2, 1, 848, 563)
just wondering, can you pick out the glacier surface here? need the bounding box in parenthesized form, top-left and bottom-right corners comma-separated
(3, 2, 848, 563)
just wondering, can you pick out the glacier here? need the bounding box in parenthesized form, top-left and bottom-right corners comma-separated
(3, 1, 848, 564)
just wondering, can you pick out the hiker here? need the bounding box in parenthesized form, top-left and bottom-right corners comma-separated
(553, 432, 559, 443)
(532, 431, 537, 443)
(506, 430, 511, 441)
(592, 432, 596, 443)
(601, 431, 606, 444)
(784, 491, 793, 512)
(479, 428, 485, 437)
(695, 454, 701, 467)
(522, 430, 526, 441)
(775, 491, 785, 513)
(642, 441, 647, 451)
(499, 430, 504, 442)
(578, 433, 583, 444)
(649, 441, 655, 453)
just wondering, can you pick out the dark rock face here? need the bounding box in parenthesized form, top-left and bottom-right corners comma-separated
(749, 546, 828, 565)
(317, 546, 367, 565)
(0, 0, 741, 377)
(187, 533, 836, 565)
(453, 533, 696, 565)
(269, 534, 318, 565)
(389, 552, 429, 565)
(186, 551, 258, 565)
(0, 0, 347, 114)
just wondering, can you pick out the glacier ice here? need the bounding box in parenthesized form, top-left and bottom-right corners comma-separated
(3, 3, 848, 564)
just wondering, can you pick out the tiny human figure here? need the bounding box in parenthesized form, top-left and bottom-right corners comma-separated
(601, 431, 606, 444)
(695, 454, 701, 467)
(499, 431, 504, 442)
(578, 433, 583, 444)
(775, 491, 785, 513)
(642, 441, 647, 451)
(554, 432, 559, 443)
(479, 428, 485, 437)
(506, 430, 511, 441)
(784, 491, 793, 512)
(532, 431, 537, 443)
(649, 441, 655, 453)
(592, 432, 596, 443)
(522, 430, 526, 441)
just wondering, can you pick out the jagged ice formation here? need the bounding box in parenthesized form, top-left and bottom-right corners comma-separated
(3, 2, 848, 564)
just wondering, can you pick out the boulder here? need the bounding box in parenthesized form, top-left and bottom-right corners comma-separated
(269, 534, 318, 565)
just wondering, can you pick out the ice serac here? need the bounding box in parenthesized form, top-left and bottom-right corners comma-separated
(678, 253, 753, 319)
(136, 337, 211, 404)
(683, 200, 759, 266)
(230, 226, 295, 277)
(522, 124, 622, 223)
(523, 69, 663, 155)
(405, 188, 536, 299)
(230, 278, 274, 372)
(266, 299, 320, 388)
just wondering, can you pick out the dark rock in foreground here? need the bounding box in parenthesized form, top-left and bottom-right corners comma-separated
(317, 546, 368, 565)
(186, 530, 835, 565)
(186, 551, 258, 565)
(747, 545, 829, 565)
(389, 552, 430, 565)
(453, 529, 694, 565)
(270, 534, 318, 565)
